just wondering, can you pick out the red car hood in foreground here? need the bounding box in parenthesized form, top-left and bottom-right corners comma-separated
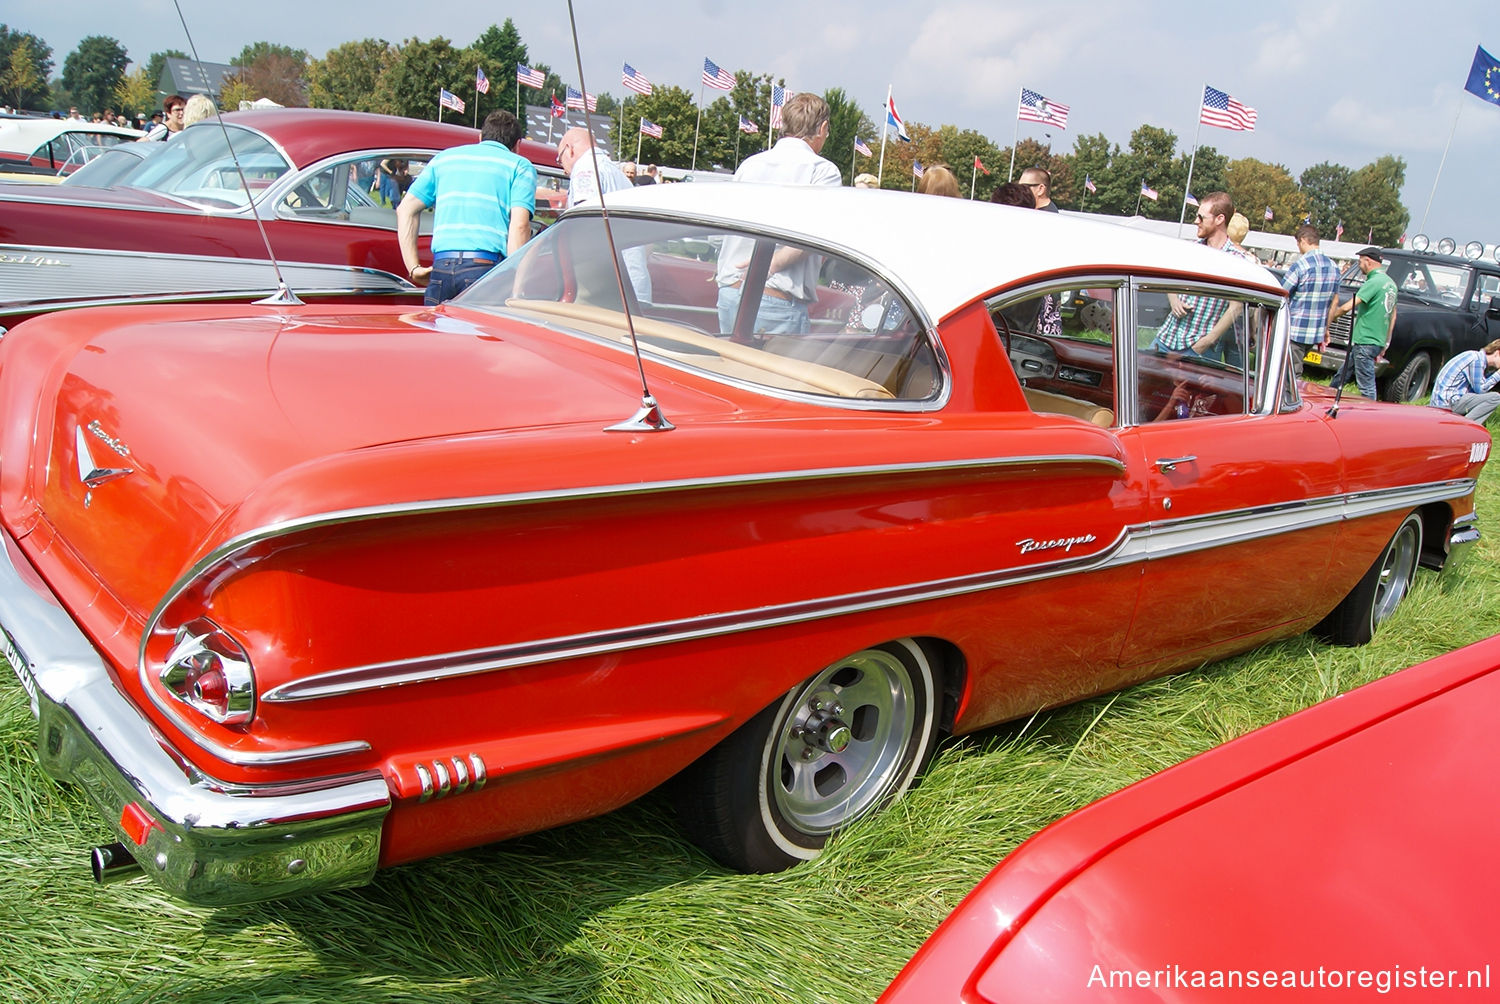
(0, 302, 736, 619)
(881, 634, 1500, 1002)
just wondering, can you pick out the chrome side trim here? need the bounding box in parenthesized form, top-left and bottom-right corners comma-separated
(263, 477, 1477, 703)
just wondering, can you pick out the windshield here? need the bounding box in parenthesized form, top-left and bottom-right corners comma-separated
(463, 215, 938, 404)
(1385, 258, 1471, 307)
(112, 123, 290, 209)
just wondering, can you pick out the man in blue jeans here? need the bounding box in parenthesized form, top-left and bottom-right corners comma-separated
(1329, 248, 1397, 398)
(397, 110, 536, 305)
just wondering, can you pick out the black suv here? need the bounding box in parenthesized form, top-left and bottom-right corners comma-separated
(1299, 248, 1500, 401)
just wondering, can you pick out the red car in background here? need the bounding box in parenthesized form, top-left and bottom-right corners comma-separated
(0, 108, 562, 327)
(881, 633, 1500, 1002)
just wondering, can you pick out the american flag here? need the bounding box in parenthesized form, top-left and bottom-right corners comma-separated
(770, 85, 785, 130)
(1084, 174, 1097, 194)
(738, 115, 759, 134)
(1140, 182, 1158, 201)
(640, 117, 663, 139)
(439, 89, 465, 113)
(913, 160, 924, 178)
(566, 86, 597, 112)
(1185, 191, 1199, 206)
(1336, 221, 1345, 239)
(886, 93, 910, 142)
(702, 58, 735, 90)
(1264, 206, 1274, 221)
(854, 136, 872, 157)
(973, 155, 989, 176)
(516, 64, 545, 89)
(622, 63, 653, 96)
(1017, 88, 1069, 129)
(475, 67, 489, 94)
(1200, 85, 1257, 131)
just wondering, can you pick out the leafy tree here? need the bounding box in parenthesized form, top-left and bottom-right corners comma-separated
(1225, 158, 1307, 235)
(1341, 155, 1409, 246)
(1094, 124, 1181, 219)
(1177, 144, 1228, 218)
(233, 42, 308, 68)
(469, 19, 528, 123)
(113, 68, 156, 120)
(218, 78, 254, 112)
(145, 50, 187, 94)
(623, 84, 698, 168)
(62, 35, 129, 114)
(822, 87, 872, 185)
(1063, 132, 1117, 211)
(306, 39, 392, 112)
(374, 36, 470, 122)
(237, 51, 307, 106)
(1299, 161, 1352, 233)
(0, 25, 52, 109)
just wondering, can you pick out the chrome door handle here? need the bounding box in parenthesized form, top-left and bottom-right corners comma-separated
(1155, 455, 1197, 472)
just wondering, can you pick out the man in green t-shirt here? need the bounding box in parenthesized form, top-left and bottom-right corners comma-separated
(1329, 247, 1397, 398)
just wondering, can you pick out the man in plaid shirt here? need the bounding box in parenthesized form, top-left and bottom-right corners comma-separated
(1429, 339, 1500, 425)
(1151, 193, 1256, 358)
(1280, 225, 1341, 377)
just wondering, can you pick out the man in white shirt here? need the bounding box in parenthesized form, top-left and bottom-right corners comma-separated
(715, 92, 842, 334)
(556, 126, 651, 302)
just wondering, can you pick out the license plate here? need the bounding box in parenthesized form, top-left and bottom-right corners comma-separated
(2, 627, 39, 717)
(1304, 350, 1322, 365)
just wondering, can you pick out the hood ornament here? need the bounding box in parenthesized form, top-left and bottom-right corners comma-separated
(76, 424, 135, 502)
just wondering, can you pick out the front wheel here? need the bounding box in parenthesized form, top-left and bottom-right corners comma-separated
(1315, 511, 1423, 646)
(1384, 352, 1434, 403)
(675, 639, 942, 872)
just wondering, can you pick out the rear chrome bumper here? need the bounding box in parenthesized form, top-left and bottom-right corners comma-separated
(0, 533, 390, 905)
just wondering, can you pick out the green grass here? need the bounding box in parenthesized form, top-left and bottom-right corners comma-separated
(3, 463, 1499, 1004)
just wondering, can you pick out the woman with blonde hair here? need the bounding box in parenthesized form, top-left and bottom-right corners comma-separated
(917, 164, 959, 198)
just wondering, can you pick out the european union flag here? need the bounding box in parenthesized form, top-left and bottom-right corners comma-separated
(1464, 45, 1500, 107)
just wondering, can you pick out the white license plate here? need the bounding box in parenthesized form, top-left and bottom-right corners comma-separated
(2, 627, 39, 717)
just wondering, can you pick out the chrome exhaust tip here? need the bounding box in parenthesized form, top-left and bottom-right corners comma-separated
(90, 842, 143, 884)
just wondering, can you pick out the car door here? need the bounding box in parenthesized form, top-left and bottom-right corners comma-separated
(1115, 278, 1344, 671)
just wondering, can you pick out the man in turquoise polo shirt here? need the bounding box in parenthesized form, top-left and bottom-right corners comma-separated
(397, 110, 537, 305)
(1329, 247, 1397, 398)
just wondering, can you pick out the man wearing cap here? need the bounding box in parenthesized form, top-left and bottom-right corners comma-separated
(397, 110, 535, 306)
(1329, 248, 1397, 398)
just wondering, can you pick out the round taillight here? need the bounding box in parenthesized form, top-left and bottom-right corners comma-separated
(159, 618, 255, 727)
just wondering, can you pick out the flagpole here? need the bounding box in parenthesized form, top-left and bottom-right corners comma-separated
(1418, 103, 1463, 237)
(1177, 83, 1206, 238)
(474, 70, 480, 129)
(877, 85, 890, 188)
(637, 118, 644, 166)
(692, 77, 705, 171)
(617, 100, 626, 159)
(1008, 87, 1021, 181)
(970, 161, 977, 200)
(515, 76, 520, 117)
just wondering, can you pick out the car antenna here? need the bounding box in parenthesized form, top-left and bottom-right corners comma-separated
(564, 0, 672, 432)
(170, 0, 303, 308)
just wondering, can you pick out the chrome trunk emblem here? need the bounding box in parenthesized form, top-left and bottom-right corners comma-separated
(76, 424, 134, 500)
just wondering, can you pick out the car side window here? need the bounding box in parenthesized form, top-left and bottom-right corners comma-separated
(989, 284, 1120, 428)
(1135, 284, 1273, 422)
(278, 155, 433, 229)
(1477, 272, 1500, 310)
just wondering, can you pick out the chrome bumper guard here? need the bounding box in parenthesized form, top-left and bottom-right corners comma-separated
(0, 534, 390, 905)
(1446, 512, 1481, 572)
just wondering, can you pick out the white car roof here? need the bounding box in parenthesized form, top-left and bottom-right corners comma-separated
(593, 182, 1283, 320)
(0, 117, 143, 154)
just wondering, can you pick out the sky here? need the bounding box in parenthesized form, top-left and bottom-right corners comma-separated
(18, 0, 1500, 245)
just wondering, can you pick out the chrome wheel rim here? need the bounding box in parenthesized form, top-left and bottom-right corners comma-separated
(1372, 520, 1420, 626)
(768, 648, 915, 836)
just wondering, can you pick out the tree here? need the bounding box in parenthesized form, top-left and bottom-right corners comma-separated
(145, 50, 186, 95)
(1300, 161, 1352, 233)
(0, 25, 52, 109)
(1225, 158, 1307, 235)
(374, 36, 470, 122)
(233, 42, 308, 69)
(232, 41, 307, 106)
(1063, 132, 1117, 212)
(218, 78, 254, 112)
(623, 84, 698, 168)
(1177, 144, 1228, 218)
(113, 68, 156, 121)
(1105, 125, 1182, 219)
(62, 35, 129, 114)
(1341, 155, 1409, 246)
(469, 19, 528, 122)
(822, 87, 873, 185)
(306, 39, 393, 112)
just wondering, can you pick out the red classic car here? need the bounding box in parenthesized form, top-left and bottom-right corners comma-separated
(879, 632, 1500, 1003)
(0, 184, 1488, 904)
(0, 108, 562, 327)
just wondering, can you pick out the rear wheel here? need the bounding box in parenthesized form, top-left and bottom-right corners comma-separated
(1315, 511, 1423, 646)
(675, 639, 942, 872)
(1384, 352, 1434, 403)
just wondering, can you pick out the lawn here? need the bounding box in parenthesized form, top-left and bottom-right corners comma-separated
(2, 455, 1497, 1004)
